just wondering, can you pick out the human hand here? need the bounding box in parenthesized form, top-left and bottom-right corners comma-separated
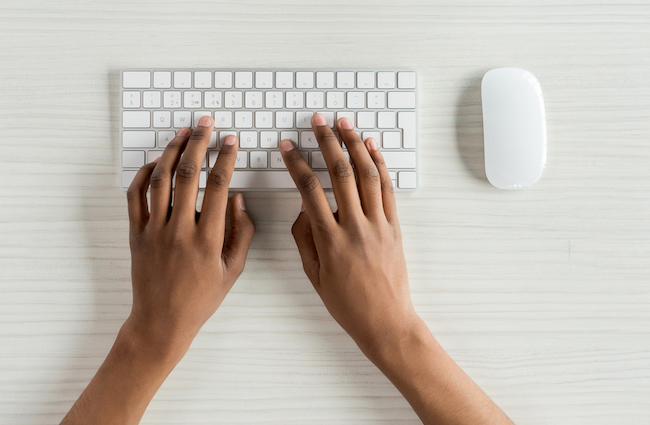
(125, 116, 255, 358)
(280, 113, 417, 358)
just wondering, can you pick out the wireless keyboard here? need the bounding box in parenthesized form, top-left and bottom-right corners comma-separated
(120, 69, 418, 190)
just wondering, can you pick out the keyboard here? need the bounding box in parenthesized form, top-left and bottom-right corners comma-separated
(120, 69, 418, 190)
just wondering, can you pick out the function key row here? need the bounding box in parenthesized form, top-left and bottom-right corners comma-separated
(123, 70, 417, 90)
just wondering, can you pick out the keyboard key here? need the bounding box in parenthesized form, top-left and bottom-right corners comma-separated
(281, 131, 298, 144)
(153, 71, 171, 89)
(194, 71, 211, 88)
(235, 111, 253, 128)
(214, 111, 232, 128)
(123, 91, 140, 108)
(337, 71, 354, 88)
(245, 91, 263, 108)
(266, 91, 283, 108)
(214, 71, 232, 88)
(356, 71, 375, 89)
(382, 151, 416, 169)
(121, 170, 138, 188)
(357, 111, 375, 129)
(276, 111, 293, 128)
(387, 92, 416, 109)
(377, 71, 396, 89)
(296, 71, 314, 88)
(123, 130, 155, 147)
(367, 91, 386, 109)
(123, 111, 150, 128)
(193, 111, 211, 127)
(286, 91, 304, 108)
(260, 131, 278, 148)
(319, 111, 335, 128)
(255, 71, 273, 88)
(158, 131, 175, 147)
(122, 150, 145, 167)
(347, 92, 365, 109)
(204, 91, 222, 108)
(208, 131, 217, 148)
(378, 111, 396, 128)
(240, 131, 258, 148)
(337, 111, 355, 127)
(123, 71, 150, 88)
(153, 111, 171, 128)
(255, 111, 273, 128)
(301, 131, 318, 148)
(173, 71, 191, 88)
(270, 151, 286, 168)
(382, 131, 400, 148)
(184, 91, 202, 108)
(235, 151, 248, 168)
(228, 171, 332, 189)
(398, 171, 417, 188)
(306, 91, 324, 108)
(296, 111, 313, 128)
(276, 71, 293, 88)
(163, 91, 181, 108)
(250, 151, 268, 168)
(143, 91, 161, 108)
(235, 71, 253, 88)
(397, 71, 416, 89)
(225, 91, 243, 108)
(219, 131, 237, 146)
(316, 71, 334, 88)
(148, 150, 164, 163)
(362, 132, 381, 144)
(398, 111, 417, 148)
(173, 111, 191, 128)
(199, 171, 207, 188)
(327, 92, 345, 109)
(311, 151, 326, 169)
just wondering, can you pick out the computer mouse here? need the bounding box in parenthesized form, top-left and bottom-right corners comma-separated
(481, 67, 547, 189)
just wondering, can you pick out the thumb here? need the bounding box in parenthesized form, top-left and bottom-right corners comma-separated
(222, 193, 256, 277)
(291, 206, 320, 289)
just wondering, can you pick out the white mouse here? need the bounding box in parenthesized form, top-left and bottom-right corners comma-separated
(481, 68, 547, 189)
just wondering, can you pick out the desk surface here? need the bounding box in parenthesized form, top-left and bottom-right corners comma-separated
(1, 1, 649, 424)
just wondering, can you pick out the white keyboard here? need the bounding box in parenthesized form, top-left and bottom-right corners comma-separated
(120, 69, 418, 190)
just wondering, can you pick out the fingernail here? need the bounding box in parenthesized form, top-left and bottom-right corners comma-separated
(313, 113, 327, 127)
(198, 116, 212, 127)
(367, 138, 378, 151)
(280, 139, 295, 152)
(152, 157, 161, 163)
(224, 135, 237, 145)
(340, 118, 353, 130)
(238, 196, 246, 210)
(300, 202, 306, 212)
(177, 127, 190, 137)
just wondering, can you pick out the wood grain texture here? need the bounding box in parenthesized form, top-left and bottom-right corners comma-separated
(0, 1, 649, 424)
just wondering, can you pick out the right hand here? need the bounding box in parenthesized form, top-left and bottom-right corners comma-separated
(280, 113, 418, 357)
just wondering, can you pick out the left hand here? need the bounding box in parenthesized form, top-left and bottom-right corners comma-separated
(125, 115, 255, 357)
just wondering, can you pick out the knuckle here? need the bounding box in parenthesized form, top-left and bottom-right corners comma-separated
(126, 185, 138, 202)
(175, 161, 198, 182)
(189, 126, 208, 141)
(331, 159, 353, 180)
(297, 173, 320, 194)
(149, 169, 168, 189)
(362, 166, 380, 182)
(207, 168, 230, 190)
(381, 177, 395, 194)
(319, 133, 339, 146)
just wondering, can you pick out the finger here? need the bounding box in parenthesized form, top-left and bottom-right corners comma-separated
(367, 140, 398, 223)
(337, 118, 383, 219)
(199, 134, 238, 239)
(291, 207, 321, 289)
(279, 139, 337, 232)
(169, 115, 214, 223)
(311, 113, 362, 219)
(126, 159, 158, 232)
(149, 127, 191, 225)
(222, 193, 256, 279)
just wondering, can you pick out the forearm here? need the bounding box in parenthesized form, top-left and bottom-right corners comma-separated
(60, 319, 187, 425)
(365, 317, 513, 425)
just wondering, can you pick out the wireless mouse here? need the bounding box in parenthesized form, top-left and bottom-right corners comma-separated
(481, 68, 547, 189)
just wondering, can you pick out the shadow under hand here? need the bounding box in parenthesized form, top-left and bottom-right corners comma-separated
(455, 72, 489, 183)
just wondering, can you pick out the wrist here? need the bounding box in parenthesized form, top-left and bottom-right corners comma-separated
(118, 316, 192, 367)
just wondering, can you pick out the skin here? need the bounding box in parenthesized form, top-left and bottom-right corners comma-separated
(60, 114, 513, 425)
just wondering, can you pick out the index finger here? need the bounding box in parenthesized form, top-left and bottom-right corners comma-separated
(279, 139, 337, 231)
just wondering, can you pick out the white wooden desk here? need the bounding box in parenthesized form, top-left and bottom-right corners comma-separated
(1, 1, 649, 424)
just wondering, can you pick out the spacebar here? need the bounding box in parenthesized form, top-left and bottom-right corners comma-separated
(229, 170, 332, 189)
